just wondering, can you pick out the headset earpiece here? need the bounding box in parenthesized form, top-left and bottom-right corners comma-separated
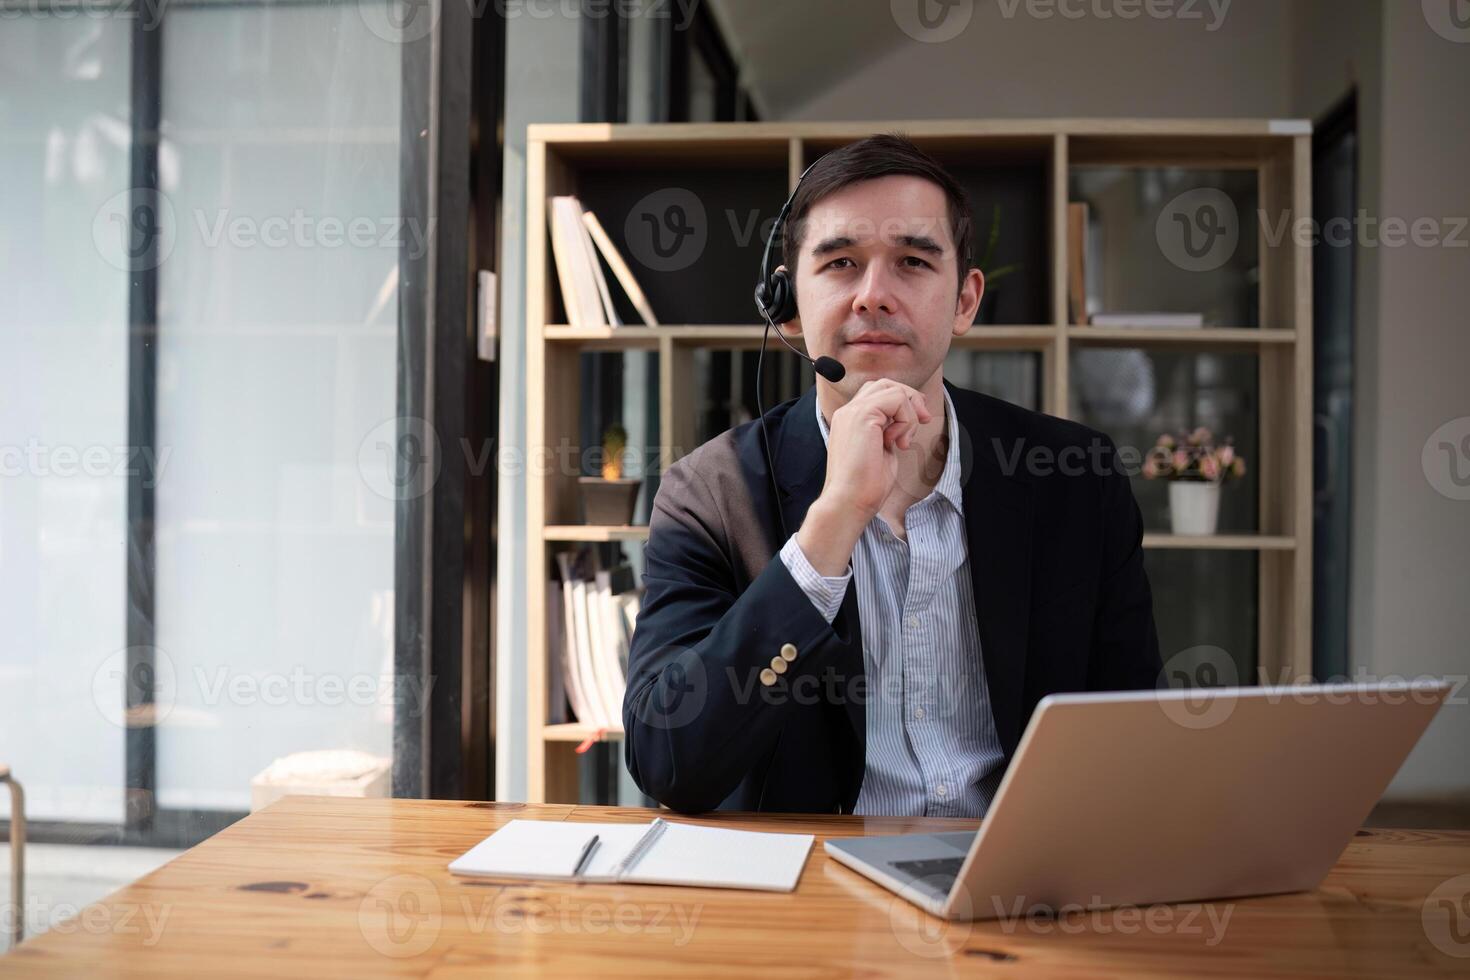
(755, 268, 798, 325)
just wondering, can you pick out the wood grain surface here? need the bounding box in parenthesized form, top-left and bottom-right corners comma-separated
(4, 797, 1469, 978)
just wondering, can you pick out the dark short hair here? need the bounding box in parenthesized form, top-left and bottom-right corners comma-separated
(782, 132, 974, 293)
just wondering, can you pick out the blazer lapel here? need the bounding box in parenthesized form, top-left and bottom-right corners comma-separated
(772, 387, 866, 748)
(772, 386, 827, 535)
(948, 381, 1034, 757)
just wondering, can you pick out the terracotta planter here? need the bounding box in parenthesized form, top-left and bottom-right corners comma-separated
(578, 477, 641, 525)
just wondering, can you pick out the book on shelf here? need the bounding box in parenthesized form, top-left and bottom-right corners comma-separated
(549, 196, 607, 330)
(549, 548, 643, 732)
(548, 194, 660, 329)
(545, 574, 570, 725)
(1067, 202, 1089, 326)
(582, 209, 660, 327)
(1088, 312, 1206, 328)
(580, 206, 621, 327)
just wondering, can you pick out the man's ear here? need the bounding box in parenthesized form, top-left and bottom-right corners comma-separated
(953, 267, 985, 337)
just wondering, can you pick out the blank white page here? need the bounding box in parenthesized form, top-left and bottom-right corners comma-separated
(626, 822, 814, 892)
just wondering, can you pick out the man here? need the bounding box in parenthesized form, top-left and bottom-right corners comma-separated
(623, 133, 1161, 816)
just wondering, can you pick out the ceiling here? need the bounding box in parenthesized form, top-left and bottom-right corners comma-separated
(706, 0, 915, 119)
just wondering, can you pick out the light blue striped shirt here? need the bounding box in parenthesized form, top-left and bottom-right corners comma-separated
(779, 387, 1007, 817)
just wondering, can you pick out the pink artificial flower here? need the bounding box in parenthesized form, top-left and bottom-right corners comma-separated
(1172, 449, 1189, 471)
(1188, 426, 1211, 446)
(1142, 459, 1159, 479)
(1157, 433, 1176, 449)
(1200, 455, 1220, 481)
(1231, 457, 1247, 479)
(1218, 444, 1235, 467)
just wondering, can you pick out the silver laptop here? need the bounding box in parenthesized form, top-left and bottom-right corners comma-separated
(825, 681, 1451, 921)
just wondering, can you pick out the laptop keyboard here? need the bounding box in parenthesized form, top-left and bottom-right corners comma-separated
(889, 856, 964, 893)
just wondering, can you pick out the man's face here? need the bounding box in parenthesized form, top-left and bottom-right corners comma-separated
(784, 174, 984, 397)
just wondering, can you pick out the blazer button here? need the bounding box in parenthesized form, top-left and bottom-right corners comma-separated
(779, 643, 798, 661)
(759, 668, 778, 687)
(769, 656, 787, 675)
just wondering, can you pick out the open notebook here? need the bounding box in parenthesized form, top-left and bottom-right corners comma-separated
(448, 818, 814, 892)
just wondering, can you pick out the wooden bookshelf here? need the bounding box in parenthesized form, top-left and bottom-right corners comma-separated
(524, 119, 1313, 804)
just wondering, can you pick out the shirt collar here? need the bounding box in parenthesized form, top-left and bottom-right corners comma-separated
(814, 385, 965, 512)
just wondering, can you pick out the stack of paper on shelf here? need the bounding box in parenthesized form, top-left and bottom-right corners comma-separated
(548, 549, 642, 730)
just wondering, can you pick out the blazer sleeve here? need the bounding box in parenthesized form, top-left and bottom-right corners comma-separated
(622, 461, 861, 813)
(1086, 438, 1164, 691)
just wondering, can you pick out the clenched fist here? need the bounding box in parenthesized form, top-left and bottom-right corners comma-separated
(797, 379, 937, 576)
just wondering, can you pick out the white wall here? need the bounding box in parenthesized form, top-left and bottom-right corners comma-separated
(1349, 2, 1470, 797)
(741, 0, 1294, 120)
(1286, 0, 1470, 800)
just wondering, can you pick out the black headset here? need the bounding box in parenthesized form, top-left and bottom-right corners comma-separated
(753, 156, 846, 546)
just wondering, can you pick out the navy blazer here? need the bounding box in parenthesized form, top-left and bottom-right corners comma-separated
(623, 380, 1162, 814)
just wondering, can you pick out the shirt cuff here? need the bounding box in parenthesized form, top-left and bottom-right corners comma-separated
(778, 533, 852, 624)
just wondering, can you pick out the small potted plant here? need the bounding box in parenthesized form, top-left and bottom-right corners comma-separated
(975, 204, 1021, 324)
(578, 424, 641, 525)
(1142, 427, 1247, 536)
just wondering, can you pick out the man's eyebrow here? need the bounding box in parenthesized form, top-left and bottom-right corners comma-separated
(809, 235, 856, 258)
(897, 234, 945, 255)
(808, 233, 947, 257)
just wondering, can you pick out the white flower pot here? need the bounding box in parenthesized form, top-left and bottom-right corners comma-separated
(1169, 481, 1221, 536)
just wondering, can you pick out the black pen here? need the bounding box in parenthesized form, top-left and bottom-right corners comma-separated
(571, 834, 600, 877)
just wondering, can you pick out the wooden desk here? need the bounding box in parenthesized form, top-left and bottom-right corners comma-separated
(4, 797, 1469, 977)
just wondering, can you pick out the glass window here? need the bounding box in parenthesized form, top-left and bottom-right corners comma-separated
(0, 13, 133, 825)
(151, 2, 400, 814)
(2, 1, 419, 862)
